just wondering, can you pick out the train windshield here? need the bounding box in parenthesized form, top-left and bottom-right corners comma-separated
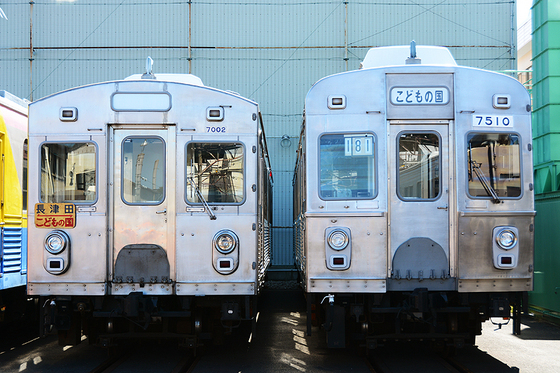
(186, 142, 244, 204)
(319, 133, 375, 199)
(467, 133, 521, 199)
(397, 133, 440, 200)
(40, 142, 96, 203)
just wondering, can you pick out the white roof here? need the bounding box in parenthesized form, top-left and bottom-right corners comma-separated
(125, 73, 204, 86)
(361, 45, 457, 69)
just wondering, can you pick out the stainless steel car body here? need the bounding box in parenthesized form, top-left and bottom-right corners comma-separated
(294, 45, 534, 348)
(27, 70, 272, 345)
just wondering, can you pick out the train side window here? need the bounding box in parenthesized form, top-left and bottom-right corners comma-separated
(397, 133, 440, 201)
(186, 142, 244, 204)
(467, 133, 521, 199)
(122, 137, 165, 204)
(319, 133, 376, 200)
(40, 142, 97, 203)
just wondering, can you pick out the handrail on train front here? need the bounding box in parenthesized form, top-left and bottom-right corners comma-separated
(258, 111, 273, 184)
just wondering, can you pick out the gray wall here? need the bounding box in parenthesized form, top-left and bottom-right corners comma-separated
(1, 0, 517, 266)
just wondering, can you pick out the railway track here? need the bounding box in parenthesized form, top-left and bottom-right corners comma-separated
(88, 348, 199, 373)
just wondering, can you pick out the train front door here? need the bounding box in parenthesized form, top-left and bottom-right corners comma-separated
(388, 123, 451, 284)
(110, 127, 176, 292)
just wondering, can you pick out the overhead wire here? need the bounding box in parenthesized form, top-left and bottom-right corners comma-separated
(28, 0, 128, 99)
(248, 0, 344, 99)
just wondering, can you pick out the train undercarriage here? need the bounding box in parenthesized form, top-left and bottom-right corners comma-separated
(307, 289, 527, 350)
(41, 293, 257, 348)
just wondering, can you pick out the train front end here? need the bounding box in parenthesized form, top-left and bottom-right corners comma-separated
(294, 45, 534, 349)
(27, 71, 271, 346)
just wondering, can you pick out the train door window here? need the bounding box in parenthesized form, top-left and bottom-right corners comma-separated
(467, 133, 521, 199)
(121, 137, 165, 204)
(40, 142, 97, 203)
(319, 133, 376, 200)
(186, 142, 244, 204)
(397, 133, 440, 200)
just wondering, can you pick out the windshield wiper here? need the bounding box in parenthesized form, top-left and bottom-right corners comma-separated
(470, 161, 501, 204)
(188, 177, 216, 220)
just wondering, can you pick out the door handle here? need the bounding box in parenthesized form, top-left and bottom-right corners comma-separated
(156, 209, 167, 215)
(437, 205, 448, 211)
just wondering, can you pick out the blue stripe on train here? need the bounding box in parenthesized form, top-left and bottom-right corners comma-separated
(1, 227, 27, 291)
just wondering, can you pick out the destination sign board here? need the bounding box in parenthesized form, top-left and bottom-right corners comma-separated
(34, 203, 76, 229)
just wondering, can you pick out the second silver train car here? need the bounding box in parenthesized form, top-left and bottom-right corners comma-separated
(28, 63, 272, 346)
(293, 45, 534, 349)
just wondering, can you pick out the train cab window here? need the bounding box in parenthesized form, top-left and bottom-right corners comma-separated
(397, 133, 440, 200)
(186, 142, 244, 204)
(319, 133, 375, 199)
(467, 133, 521, 199)
(122, 137, 165, 204)
(40, 142, 97, 203)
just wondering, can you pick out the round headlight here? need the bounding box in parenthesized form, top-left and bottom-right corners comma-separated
(328, 230, 349, 250)
(44, 230, 69, 254)
(213, 230, 238, 254)
(496, 229, 517, 249)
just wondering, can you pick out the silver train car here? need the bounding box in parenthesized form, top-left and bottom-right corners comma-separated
(293, 44, 534, 349)
(27, 63, 272, 346)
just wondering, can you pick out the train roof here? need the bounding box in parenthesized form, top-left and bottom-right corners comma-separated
(0, 90, 29, 115)
(124, 73, 204, 86)
(31, 57, 256, 107)
(361, 44, 457, 68)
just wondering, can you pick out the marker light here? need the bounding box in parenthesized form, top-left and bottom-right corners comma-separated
(213, 230, 238, 254)
(328, 230, 349, 250)
(44, 230, 70, 254)
(496, 229, 517, 250)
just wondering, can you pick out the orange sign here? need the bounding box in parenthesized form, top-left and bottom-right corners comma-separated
(34, 203, 76, 229)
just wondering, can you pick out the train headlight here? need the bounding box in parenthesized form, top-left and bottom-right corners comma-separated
(44, 230, 70, 254)
(213, 230, 238, 254)
(328, 230, 349, 251)
(496, 229, 517, 250)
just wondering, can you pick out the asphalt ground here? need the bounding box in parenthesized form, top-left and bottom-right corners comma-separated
(1, 285, 559, 372)
(192, 286, 371, 372)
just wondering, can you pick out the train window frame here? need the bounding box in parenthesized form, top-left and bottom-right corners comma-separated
(120, 136, 166, 206)
(185, 141, 246, 206)
(466, 131, 523, 201)
(39, 141, 98, 204)
(318, 132, 377, 201)
(396, 131, 442, 202)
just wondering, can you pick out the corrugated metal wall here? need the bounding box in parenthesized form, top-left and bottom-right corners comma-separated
(1, 0, 517, 266)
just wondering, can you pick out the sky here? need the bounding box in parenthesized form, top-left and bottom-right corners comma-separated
(517, 0, 532, 28)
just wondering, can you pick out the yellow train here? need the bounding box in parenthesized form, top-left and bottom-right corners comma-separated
(0, 91, 29, 324)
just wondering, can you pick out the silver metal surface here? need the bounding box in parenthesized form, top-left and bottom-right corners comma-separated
(294, 45, 534, 296)
(27, 74, 272, 329)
